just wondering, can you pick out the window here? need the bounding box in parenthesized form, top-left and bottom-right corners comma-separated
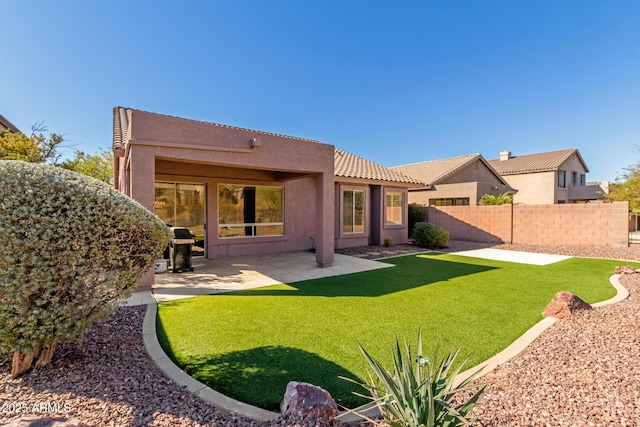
(580, 174, 586, 186)
(218, 184, 284, 238)
(385, 191, 404, 225)
(429, 198, 469, 206)
(558, 170, 566, 188)
(572, 171, 578, 186)
(343, 190, 365, 233)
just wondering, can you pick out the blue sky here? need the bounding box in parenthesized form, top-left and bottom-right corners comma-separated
(2, 1, 639, 182)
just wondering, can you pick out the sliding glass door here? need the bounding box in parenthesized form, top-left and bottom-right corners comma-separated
(154, 182, 206, 257)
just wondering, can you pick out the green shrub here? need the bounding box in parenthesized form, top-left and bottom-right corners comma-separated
(411, 222, 449, 247)
(342, 331, 487, 427)
(478, 192, 513, 205)
(0, 161, 171, 377)
(383, 237, 393, 247)
(408, 203, 426, 236)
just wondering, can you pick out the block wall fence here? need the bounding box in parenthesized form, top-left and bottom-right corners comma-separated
(426, 201, 629, 247)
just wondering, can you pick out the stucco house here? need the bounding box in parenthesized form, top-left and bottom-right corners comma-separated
(0, 114, 20, 133)
(487, 149, 605, 204)
(112, 107, 417, 290)
(390, 154, 514, 206)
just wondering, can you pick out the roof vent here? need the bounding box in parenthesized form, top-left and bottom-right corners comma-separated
(500, 150, 512, 161)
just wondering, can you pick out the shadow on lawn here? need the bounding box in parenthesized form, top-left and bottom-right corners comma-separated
(173, 345, 366, 412)
(209, 255, 499, 298)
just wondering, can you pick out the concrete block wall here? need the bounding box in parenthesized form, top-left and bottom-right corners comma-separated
(427, 201, 629, 247)
(427, 205, 512, 243)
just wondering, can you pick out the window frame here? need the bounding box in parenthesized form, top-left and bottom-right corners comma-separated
(384, 190, 405, 227)
(428, 198, 470, 206)
(558, 170, 566, 188)
(217, 183, 285, 239)
(342, 188, 366, 234)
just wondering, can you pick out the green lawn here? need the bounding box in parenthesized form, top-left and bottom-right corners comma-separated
(156, 253, 633, 411)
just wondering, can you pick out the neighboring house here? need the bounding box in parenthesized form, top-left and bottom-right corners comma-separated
(390, 154, 514, 206)
(112, 107, 416, 289)
(488, 149, 605, 204)
(0, 114, 20, 133)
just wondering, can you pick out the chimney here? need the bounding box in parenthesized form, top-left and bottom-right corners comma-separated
(500, 150, 511, 161)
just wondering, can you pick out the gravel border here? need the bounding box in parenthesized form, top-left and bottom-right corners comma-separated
(2, 241, 639, 426)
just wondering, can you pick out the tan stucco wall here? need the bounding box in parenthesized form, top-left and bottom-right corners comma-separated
(408, 181, 512, 206)
(407, 161, 511, 206)
(441, 161, 504, 185)
(501, 171, 556, 204)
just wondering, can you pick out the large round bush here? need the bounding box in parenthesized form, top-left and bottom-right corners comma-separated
(411, 222, 450, 247)
(0, 161, 171, 376)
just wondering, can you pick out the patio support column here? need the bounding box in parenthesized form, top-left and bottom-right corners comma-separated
(315, 172, 334, 267)
(129, 145, 156, 291)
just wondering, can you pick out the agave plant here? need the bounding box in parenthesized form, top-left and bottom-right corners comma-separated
(342, 332, 487, 427)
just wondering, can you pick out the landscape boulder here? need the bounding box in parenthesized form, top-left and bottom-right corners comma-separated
(542, 291, 592, 319)
(614, 265, 637, 275)
(281, 381, 339, 423)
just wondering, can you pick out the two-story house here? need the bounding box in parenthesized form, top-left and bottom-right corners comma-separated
(390, 154, 515, 206)
(487, 149, 605, 204)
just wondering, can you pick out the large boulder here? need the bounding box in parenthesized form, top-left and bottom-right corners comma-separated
(542, 291, 592, 319)
(280, 381, 339, 423)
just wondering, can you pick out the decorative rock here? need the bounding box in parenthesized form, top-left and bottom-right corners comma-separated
(614, 265, 637, 275)
(280, 381, 339, 423)
(542, 291, 592, 319)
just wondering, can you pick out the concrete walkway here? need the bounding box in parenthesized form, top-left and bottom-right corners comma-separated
(449, 248, 572, 265)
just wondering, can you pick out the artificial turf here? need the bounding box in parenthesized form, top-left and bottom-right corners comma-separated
(156, 253, 634, 411)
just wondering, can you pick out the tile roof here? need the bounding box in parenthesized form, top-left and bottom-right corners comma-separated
(112, 106, 321, 152)
(390, 153, 507, 186)
(488, 148, 588, 175)
(0, 114, 20, 133)
(112, 107, 130, 153)
(334, 148, 421, 184)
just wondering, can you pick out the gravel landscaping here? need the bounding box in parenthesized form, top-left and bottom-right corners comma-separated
(1, 241, 639, 426)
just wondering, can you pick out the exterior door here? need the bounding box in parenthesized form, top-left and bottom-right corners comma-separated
(154, 182, 206, 257)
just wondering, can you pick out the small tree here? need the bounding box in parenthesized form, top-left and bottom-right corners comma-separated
(0, 161, 171, 377)
(59, 150, 114, 185)
(0, 122, 65, 164)
(606, 163, 640, 210)
(478, 192, 513, 205)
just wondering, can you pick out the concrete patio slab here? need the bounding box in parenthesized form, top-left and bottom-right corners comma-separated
(149, 251, 393, 303)
(450, 248, 573, 265)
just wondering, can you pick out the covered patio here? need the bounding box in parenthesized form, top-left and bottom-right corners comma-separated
(125, 251, 394, 304)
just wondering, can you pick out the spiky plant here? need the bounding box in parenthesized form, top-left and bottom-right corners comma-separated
(342, 331, 487, 427)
